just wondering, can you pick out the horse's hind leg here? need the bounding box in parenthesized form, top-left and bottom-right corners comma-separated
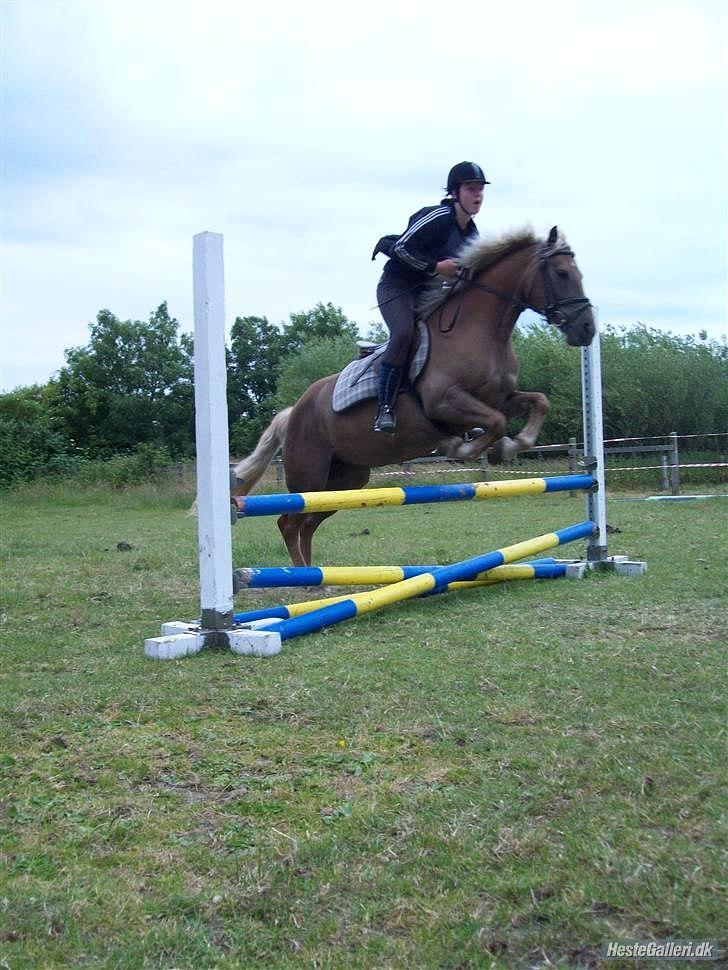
(294, 511, 336, 567)
(277, 377, 371, 564)
(276, 514, 298, 566)
(277, 400, 336, 565)
(277, 508, 344, 567)
(276, 509, 343, 568)
(277, 512, 309, 566)
(276, 452, 333, 565)
(298, 464, 370, 565)
(279, 462, 370, 566)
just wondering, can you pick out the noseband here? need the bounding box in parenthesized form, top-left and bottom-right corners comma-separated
(441, 240, 592, 334)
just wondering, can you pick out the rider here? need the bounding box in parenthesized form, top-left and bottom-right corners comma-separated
(372, 161, 489, 434)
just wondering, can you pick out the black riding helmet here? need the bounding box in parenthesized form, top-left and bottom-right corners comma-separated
(446, 161, 490, 195)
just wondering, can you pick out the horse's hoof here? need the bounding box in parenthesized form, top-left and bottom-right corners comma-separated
(490, 436, 518, 463)
(488, 441, 504, 464)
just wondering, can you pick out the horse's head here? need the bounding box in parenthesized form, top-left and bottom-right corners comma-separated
(529, 227, 595, 346)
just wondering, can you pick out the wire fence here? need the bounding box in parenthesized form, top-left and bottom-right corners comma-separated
(163, 431, 728, 495)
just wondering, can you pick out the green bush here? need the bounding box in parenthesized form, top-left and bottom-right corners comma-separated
(273, 334, 359, 409)
(0, 385, 80, 489)
(514, 321, 727, 443)
(73, 444, 173, 488)
(2, 312, 725, 484)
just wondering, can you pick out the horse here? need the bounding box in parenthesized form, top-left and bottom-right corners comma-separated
(233, 226, 595, 566)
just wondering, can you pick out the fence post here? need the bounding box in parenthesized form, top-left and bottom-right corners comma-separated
(671, 432, 680, 495)
(661, 452, 669, 491)
(479, 451, 490, 480)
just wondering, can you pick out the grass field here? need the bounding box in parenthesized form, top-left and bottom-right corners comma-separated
(1, 478, 726, 969)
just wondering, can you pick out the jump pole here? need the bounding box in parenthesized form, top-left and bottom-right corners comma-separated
(144, 233, 280, 659)
(232, 557, 578, 591)
(230, 561, 573, 625)
(233, 474, 595, 518)
(232, 521, 596, 651)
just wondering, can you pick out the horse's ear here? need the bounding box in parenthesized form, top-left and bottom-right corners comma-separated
(548, 225, 559, 246)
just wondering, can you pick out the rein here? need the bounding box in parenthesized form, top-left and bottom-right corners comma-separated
(437, 242, 592, 334)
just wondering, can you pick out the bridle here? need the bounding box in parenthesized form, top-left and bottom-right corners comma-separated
(438, 241, 592, 334)
(531, 243, 593, 331)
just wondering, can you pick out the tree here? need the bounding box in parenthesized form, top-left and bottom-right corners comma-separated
(0, 383, 79, 487)
(281, 302, 359, 357)
(274, 334, 359, 410)
(55, 303, 195, 457)
(363, 320, 388, 345)
(512, 322, 584, 442)
(229, 304, 360, 455)
(227, 315, 285, 454)
(513, 320, 728, 443)
(598, 325, 728, 438)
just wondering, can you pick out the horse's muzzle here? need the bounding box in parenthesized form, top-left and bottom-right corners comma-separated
(559, 303, 596, 347)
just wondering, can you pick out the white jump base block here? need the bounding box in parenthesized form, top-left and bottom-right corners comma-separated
(144, 621, 281, 659)
(587, 555, 648, 577)
(540, 558, 646, 578)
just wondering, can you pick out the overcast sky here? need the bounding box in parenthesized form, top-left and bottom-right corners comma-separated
(2, 0, 726, 392)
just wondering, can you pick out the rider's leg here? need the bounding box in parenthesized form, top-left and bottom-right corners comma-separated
(376, 360, 406, 433)
(373, 278, 414, 433)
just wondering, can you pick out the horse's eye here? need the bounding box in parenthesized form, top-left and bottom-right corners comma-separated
(555, 268, 569, 279)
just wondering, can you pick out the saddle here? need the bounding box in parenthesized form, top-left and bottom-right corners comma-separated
(331, 321, 430, 413)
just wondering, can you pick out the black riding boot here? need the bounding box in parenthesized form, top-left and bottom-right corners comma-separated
(373, 362, 402, 434)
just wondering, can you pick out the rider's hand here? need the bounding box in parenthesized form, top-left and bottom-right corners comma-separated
(435, 258, 460, 278)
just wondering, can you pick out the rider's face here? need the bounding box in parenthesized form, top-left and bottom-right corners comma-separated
(457, 181, 484, 215)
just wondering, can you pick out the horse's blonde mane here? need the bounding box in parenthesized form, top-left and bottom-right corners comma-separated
(417, 226, 559, 319)
(458, 226, 539, 273)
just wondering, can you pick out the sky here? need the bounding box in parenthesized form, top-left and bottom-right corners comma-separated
(1, 0, 726, 393)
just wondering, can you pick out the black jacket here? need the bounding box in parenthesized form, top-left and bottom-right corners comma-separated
(373, 199, 479, 284)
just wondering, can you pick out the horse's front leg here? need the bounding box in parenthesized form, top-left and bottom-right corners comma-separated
(498, 391, 550, 460)
(423, 386, 508, 459)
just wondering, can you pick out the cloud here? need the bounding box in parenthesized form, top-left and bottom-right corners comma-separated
(1, 0, 726, 391)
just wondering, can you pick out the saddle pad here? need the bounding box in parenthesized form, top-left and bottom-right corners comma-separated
(331, 322, 430, 413)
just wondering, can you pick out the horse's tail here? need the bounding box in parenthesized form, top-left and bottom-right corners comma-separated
(232, 406, 293, 496)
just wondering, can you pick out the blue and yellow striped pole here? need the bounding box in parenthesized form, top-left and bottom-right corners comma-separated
(233, 558, 558, 591)
(233, 559, 568, 623)
(233, 474, 595, 518)
(243, 521, 595, 644)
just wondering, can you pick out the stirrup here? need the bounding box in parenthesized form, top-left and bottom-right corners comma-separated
(373, 406, 396, 434)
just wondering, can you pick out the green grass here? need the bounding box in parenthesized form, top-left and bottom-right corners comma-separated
(1, 480, 725, 969)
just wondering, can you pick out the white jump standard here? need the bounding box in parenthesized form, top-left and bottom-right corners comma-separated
(580, 328, 647, 575)
(144, 233, 280, 659)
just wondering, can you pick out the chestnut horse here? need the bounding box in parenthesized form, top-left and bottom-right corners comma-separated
(234, 226, 595, 565)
